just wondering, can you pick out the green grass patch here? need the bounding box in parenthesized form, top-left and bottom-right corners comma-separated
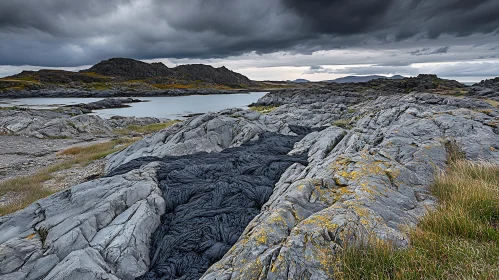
(333, 119, 353, 129)
(114, 120, 180, 135)
(0, 138, 139, 216)
(249, 105, 280, 114)
(339, 160, 499, 279)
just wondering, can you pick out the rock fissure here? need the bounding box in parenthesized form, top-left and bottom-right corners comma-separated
(122, 132, 309, 280)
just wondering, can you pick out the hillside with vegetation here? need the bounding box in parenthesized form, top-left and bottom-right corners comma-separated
(0, 58, 255, 94)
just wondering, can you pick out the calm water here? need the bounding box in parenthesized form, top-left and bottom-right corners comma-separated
(0, 92, 268, 119)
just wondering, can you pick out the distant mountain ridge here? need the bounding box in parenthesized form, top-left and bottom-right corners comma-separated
(327, 75, 405, 83)
(290, 79, 310, 83)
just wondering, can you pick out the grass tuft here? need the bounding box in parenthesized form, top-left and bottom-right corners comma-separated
(249, 105, 280, 114)
(444, 139, 466, 163)
(36, 227, 49, 248)
(333, 119, 353, 130)
(114, 120, 179, 135)
(485, 99, 499, 108)
(339, 160, 499, 279)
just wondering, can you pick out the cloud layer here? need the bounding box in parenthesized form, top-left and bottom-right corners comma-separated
(1, 0, 499, 66)
(0, 0, 498, 81)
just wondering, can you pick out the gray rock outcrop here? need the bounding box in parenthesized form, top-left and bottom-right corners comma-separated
(0, 163, 164, 280)
(1, 86, 499, 280)
(469, 77, 499, 101)
(0, 109, 164, 139)
(202, 93, 499, 279)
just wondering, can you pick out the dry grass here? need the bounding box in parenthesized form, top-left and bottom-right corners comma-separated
(114, 120, 179, 135)
(340, 160, 499, 279)
(444, 139, 466, 163)
(152, 83, 233, 90)
(81, 72, 110, 79)
(0, 138, 138, 216)
(0, 120, 180, 216)
(152, 83, 196, 89)
(249, 105, 280, 114)
(0, 106, 30, 111)
(485, 99, 499, 108)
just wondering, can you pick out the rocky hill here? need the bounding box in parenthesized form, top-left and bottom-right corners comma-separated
(0, 75, 498, 279)
(0, 58, 254, 96)
(83, 58, 174, 79)
(174, 64, 251, 86)
(469, 77, 499, 101)
(326, 74, 404, 83)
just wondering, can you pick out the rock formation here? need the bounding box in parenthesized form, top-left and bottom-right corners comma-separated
(0, 108, 164, 139)
(469, 77, 499, 101)
(0, 77, 498, 279)
(65, 98, 144, 112)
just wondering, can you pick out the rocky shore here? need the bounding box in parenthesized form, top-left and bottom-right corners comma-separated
(0, 75, 498, 279)
(64, 98, 144, 112)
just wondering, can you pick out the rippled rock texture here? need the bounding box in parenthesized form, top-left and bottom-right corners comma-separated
(117, 133, 307, 280)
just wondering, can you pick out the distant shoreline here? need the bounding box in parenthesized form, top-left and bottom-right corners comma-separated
(0, 88, 256, 99)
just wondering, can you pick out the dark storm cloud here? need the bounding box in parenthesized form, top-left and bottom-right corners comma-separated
(409, 46, 450, 56)
(410, 48, 431, 55)
(279, 0, 396, 35)
(431, 46, 451, 54)
(0, 0, 498, 67)
(0, 0, 131, 35)
(280, 0, 499, 39)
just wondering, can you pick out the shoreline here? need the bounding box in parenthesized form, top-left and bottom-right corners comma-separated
(0, 88, 262, 99)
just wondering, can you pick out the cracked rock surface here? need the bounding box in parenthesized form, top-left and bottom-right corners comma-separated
(0, 109, 164, 139)
(0, 164, 165, 280)
(1, 84, 499, 280)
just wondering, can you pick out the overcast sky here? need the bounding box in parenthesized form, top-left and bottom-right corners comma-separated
(0, 0, 498, 82)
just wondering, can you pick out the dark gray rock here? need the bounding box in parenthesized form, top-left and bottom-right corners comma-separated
(121, 132, 307, 280)
(66, 98, 143, 111)
(469, 77, 499, 101)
